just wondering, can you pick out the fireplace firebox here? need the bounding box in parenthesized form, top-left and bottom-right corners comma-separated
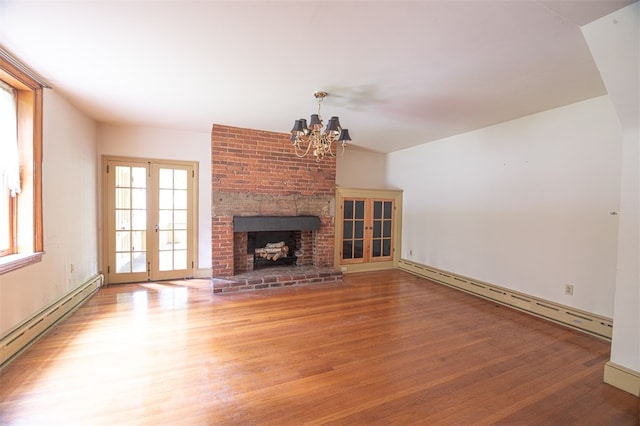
(232, 215, 321, 275)
(249, 230, 298, 270)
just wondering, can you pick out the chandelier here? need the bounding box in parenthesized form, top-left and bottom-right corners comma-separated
(290, 91, 351, 161)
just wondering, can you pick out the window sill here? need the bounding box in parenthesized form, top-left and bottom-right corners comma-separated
(0, 252, 44, 275)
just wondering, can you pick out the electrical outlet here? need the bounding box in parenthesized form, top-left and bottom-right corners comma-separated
(564, 284, 574, 296)
(409, 250, 413, 256)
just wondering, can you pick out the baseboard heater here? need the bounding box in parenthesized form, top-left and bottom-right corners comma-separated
(0, 273, 103, 369)
(398, 259, 613, 340)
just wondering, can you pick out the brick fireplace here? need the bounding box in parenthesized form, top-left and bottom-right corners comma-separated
(211, 124, 342, 293)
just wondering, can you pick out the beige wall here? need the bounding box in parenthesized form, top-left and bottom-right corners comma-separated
(336, 147, 388, 190)
(0, 90, 99, 336)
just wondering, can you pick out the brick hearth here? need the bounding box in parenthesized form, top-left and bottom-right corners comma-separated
(210, 266, 342, 294)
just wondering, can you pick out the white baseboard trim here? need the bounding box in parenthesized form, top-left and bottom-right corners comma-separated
(604, 362, 640, 396)
(195, 268, 212, 279)
(398, 259, 613, 340)
(0, 274, 103, 369)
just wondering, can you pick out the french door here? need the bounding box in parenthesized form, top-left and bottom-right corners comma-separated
(103, 157, 197, 284)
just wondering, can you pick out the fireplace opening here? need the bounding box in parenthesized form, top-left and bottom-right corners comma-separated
(248, 231, 299, 270)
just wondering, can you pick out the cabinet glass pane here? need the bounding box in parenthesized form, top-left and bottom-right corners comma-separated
(344, 200, 353, 219)
(355, 200, 365, 219)
(373, 201, 382, 219)
(354, 240, 364, 258)
(373, 221, 381, 238)
(372, 240, 381, 257)
(384, 201, 392, 219)
(355, 221, 364, 239)
(383, 240, 391, 256)
(343, 221, 353, 239)
(383, 221, 392, 237)
(342, 241, 353, 259)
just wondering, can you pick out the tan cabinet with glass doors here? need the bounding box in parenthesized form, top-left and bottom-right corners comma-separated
(335, 188, 402, 273)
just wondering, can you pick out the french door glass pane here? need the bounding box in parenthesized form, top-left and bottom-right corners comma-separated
(115, 210, 130, 230)
(174, 170, 188, 189)
(115, 188, 130, 209)
(131, 167, 146, 188)
(131, 209, 146, 230)
(157, 167, 189, 272)
(159, 189, 173, 209)
(159, 168, 173, 188)
(159, 251, 172, 271)
(174, 190, 187, 209)
(174, 210, 187, 227)
(132, 252, 146, 273)
(174, 250, 187, 269)
(132, 189, 146, 209)
(114, 166, 147, 275)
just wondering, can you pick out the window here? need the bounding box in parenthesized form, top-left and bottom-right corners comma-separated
(0, 53, 44, 274)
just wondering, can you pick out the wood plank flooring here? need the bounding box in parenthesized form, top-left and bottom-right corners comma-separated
(1, 269, 638, 425)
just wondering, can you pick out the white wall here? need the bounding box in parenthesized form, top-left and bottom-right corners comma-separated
(0, 90, 99, 336)
(336, 146, 388, 189)
(97, 124, 212, 274)
(387, 96, 621, 317)
(583, 2, 639, 374)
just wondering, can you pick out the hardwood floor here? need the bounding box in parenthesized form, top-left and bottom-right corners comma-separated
(1, 270, 638, 425)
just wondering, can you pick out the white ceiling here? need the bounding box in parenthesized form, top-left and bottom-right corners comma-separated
(0, 0, 634, 154)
